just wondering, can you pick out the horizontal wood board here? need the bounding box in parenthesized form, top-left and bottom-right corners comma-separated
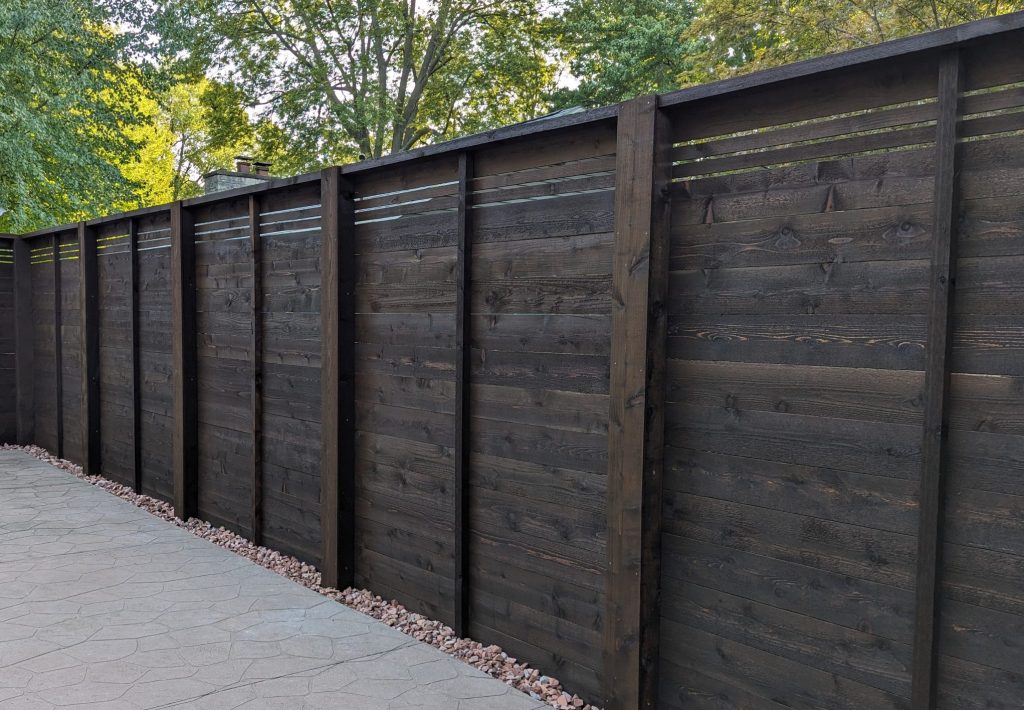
(658, 51, 941, 710)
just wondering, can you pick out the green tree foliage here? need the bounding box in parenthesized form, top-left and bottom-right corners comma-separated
(117, 78, 268, 203)
(161, 80, 258, 199)
(115, 79, 177, 209)
(151, 0, 555, 163)
(688, 0, 1024, 79)
(550, 0, 702, 109)
(0, 0, 141, 231)
(6, 0, 1024, 232)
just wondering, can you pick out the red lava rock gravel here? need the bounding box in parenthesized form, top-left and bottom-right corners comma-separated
(2, 444, 602, 710)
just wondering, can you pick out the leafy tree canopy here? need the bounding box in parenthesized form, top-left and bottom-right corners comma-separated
(6, 0, 1024, 230)
(549, 0, 702, 109)
(0, 0, 141, 231)
(150, 0, 555, 163)
(116, 77, 278, 203)
(686, 0, 1024, 79)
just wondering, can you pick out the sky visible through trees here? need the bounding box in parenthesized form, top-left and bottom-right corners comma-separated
(1, 0, 1020, 231)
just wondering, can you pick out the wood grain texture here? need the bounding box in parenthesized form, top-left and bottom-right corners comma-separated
(912, 48, 962, 710)
(604, 94, 672, 710)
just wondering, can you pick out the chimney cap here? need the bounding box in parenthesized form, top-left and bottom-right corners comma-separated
(252, 161, 272, 176)
(235, 155, 254, 173)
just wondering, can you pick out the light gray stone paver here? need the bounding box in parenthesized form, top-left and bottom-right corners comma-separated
(0, 451, 546, 710)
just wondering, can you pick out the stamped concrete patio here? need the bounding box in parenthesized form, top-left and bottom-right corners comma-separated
(0, 450, 547, 710)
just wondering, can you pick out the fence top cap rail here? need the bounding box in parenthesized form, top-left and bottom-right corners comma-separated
(659, 10, 1024, 109)
(13, 10, 1024, 241)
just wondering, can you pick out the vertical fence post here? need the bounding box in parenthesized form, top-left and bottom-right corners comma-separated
(604, 94, 672, 710)
(250, 194, 263, 545)
(911, 47, 963, 710)
(14, 238, 34, 445)
(453, 151, 474, 637)
(129, 218, 142, 493)
(79, 222, 100, 474)
(171, 203, 198, 519)
(52, 235, 63, 458)
(320, 168, 356, 589)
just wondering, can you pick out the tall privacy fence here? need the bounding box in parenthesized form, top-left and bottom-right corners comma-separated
(5, 13, 1024, 709)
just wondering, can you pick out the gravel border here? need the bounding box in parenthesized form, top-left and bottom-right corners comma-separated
(2, 444, 602, 710)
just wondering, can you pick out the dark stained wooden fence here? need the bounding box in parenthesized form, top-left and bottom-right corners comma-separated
(0, 237, 14, 442)
(5, 14, 1024, 709)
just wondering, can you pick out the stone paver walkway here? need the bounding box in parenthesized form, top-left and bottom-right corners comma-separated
(0, 450, 545, 710)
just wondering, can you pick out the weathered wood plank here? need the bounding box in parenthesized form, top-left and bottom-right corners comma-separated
(662, 582, 913, 697)
(667, 360, 924, 425)
(660, 619, 910, 710)
(665, 447, 918, 535)
(666, 402, 921, 480)
(662, 536, 916, 646)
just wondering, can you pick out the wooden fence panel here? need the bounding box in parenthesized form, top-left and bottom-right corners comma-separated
(193, 198, 255, 537)
(96, 221, 135, 486)
(466, 121, 617, 700)
(58, 233, 83, 465)
(136, 212, 174, 501)
(351, 154, 460, 625)
(657, 50, 940, 709)
(0, 240, 14, 442)
(29, 238, 58, 453)
(259, 184, 324, 565)
(935, 34, 1024, 710)
(13, 237, 33, 445)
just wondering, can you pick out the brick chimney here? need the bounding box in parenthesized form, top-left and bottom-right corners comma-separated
(203, 156, 271, 195)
